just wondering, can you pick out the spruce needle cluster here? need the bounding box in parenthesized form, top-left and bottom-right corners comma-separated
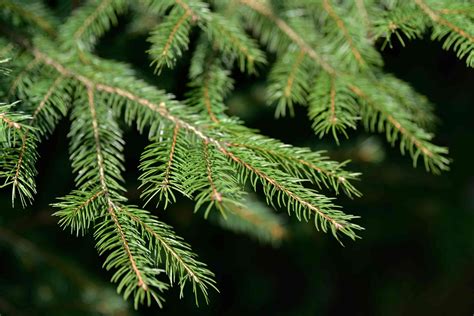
(1, 0, 472, 308)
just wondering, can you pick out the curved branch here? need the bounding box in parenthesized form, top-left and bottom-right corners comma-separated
(414, 0, 474, 43)
(30, 47, 353, 232)
(87, 86, 148, 290)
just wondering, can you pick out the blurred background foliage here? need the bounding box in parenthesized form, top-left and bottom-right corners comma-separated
(1, 4, 473, 315)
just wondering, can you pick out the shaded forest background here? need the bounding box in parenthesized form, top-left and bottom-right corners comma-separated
(0, 8, 473, 316)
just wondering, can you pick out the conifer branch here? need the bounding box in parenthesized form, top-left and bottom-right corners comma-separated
(414, 0, 474, 43)
(163, 11, 190, 54)
(415, 0, 474, 67)
(9, 72, 69, 206)
(165, 124, 180, 187)
(0, 105, 36, 207)
(322, 0, 365, 67)
(148, 6, 192, 72)
(126, 210, 198, 282)
(11, 133, 30, 204)
(376, 0, 474, 65)
(74, 0, 114, 42)
(187, 54, 232, 122)
(120, 207, 216, 304)
(268, 48, 311, 117)
(308, 74, 359, 143)
(349, 83, 449, 173)
(350, 85, 426, 154)
(62, 0, 127, 52)
(228, 141, 360, 197)
(218, 146, 357, 237)
(85, 85, 154, 295)
(205, 12, 266, 73)
(87, 87, 107, 192)
(64, 190, 104, 223)
(109, 202, 149, 291)
(53, 189, 105, 236)
(0, 0, 56, 36)
(2, 0, 466, 306)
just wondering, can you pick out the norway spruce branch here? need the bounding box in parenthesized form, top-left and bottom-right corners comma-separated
(145, 0, 266, 73)
(0, 103, 35, 203)
(0, 0, 56, 36)
(148, 6, 193, 73)
(1, 0, 470, 309)
(25, 41, 359, 239)
(60, 0, 127, 53)
(186, 58, 234, 122)
(267, 47, 312, 117)
(321, 0, 383, 71)
(373, 3, 428, 48)
(237, 0, 336, 74)
(216, 145, 362, 240)
(69, 84, 170, 306)
(203, 11, 266, 73)
(0, 59, 37, 206)
(144, 0, 212, 72)
(139, 124, 188, 209)
(373, 0, 474, 66)
(1, 55, 70, 206)
(16, 40, 361, 306)
(224, 128, 361, 197)
(94, 206, 169, 308)
(52, 189, 105, 237)
(349, 81, 450, 173)
(414, 0, 474, 67)
(120, 207, 217, 304)
(237, 0, 451, 171)
(308, 73, 359, 143)
(214, 194, 287, 245)
(180, 138, 246, 217)
(376, 74, 437, 130)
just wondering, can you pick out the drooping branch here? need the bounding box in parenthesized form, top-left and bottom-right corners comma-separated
(28, 46, 357, 236)
(349, 84, 433, 158)
(86, 85, 148, 291)
(414, 0, 474, 44)
(322, 0, 365, 67)
(218, 146, 346, 230)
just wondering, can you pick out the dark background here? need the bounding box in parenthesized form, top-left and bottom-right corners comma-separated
(1, 8, 473, 316)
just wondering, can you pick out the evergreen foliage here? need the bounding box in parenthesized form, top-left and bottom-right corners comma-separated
(0, 0, 471, 309)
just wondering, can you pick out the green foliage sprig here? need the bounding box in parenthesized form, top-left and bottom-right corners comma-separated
(1, 0, 471, 309)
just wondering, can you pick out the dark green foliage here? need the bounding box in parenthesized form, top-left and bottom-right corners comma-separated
(308, 73, 359, 143)
(0, 0, 471, 310)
